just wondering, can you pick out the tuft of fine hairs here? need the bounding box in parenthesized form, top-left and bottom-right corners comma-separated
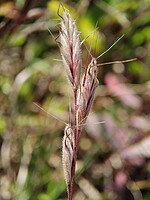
(59, 10, 82, 91)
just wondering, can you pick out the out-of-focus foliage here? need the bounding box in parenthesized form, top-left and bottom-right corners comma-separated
(0, 0, 150, 200)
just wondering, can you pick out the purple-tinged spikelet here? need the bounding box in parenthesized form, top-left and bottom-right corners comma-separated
(76, 58, 99, 123)
(59, 10, 82, 90)
(62, 125, 74, 186)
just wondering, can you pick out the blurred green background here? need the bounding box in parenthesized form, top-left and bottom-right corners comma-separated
(0, 0, 150, 199)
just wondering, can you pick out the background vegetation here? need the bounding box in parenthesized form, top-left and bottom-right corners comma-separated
(0, 0, 150, 199)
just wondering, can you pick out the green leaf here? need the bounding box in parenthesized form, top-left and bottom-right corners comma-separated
(47, 180, 66, 199)
(38, 194, 50, 200)
(0, 116, 6, 132)
(9, 34, 26, 46)
(79, 16, 104, 53)
(128, 61, 143, 75)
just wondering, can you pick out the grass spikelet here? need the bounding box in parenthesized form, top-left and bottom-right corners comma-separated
(62, 125, 74, 186)
(76, 58, 99, 123)
(59, 10, 82, 91)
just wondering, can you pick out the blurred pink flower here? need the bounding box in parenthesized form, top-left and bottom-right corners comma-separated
(105, 73, 141, 109)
